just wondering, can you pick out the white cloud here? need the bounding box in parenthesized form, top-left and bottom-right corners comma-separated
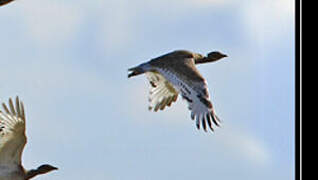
(96, 1, 137, 52)
(186, 0, 233, 6)
(214, 124, 271, 165)
(241, 0, 295, 44)
(125, 75, 270, 165)
(15, 0, 83, 47)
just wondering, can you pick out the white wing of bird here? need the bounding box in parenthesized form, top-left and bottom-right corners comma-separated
(0, 97, 58, 180)
(0, 97, 26, 166)
(154, 64, 221, 132)
(146, 72, 178, 112)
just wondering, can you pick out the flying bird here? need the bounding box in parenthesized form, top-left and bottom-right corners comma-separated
(128, 50, 227, 132)
(0, 97, 58, 180)
(0, 0, 14, 6)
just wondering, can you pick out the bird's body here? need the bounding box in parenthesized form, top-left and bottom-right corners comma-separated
(0, 164, 24, 180)
(0, 0, 14, 6)
(128, 50, 227, 132)
(0, 97, 57, 180)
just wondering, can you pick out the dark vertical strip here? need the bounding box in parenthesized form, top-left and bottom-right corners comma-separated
(295, 0, 301, 180)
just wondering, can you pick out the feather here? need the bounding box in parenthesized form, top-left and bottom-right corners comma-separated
(146, 72, 179, 112)
(0, 97, 27, 165)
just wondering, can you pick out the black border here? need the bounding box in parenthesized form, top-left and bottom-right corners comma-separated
(295, 0, 301, 180)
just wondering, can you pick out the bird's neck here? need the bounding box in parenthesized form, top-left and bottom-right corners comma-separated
(195, 57, 219, 65)
(25, 169, 40, 179)
(25, 167, 49, 180)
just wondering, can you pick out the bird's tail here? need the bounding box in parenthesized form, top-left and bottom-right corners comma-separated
(128, 66, 145, 78)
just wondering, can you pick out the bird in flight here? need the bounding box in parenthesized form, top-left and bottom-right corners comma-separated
(128, 50, 227, 132)
(0, 97, 58, 180)
(0, 0, 14, 7)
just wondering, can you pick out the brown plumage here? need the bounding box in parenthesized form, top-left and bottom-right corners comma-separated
(128, 50, 227, 132)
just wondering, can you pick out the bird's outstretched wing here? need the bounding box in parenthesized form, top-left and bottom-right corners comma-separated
(0, 97, 27, 165)
(154, 59, 221, 132)
(146, 72, 178, 112)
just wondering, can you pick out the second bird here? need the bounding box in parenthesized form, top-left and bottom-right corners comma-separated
(128, 50, 227, 132)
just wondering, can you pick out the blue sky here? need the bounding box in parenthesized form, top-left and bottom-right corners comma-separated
(0, 0, 295, 179)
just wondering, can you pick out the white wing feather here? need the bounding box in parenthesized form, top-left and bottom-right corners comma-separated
(146, 72, 178, 111)
(155, 68, 220, 131)
(0, 97, 26, 165)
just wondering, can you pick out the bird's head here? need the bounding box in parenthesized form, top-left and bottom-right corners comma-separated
(194, 51, 227, 64)
(37, 164, 58, 174)
(206, 51, 227, 61)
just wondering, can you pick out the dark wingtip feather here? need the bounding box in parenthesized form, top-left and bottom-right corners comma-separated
(191, 113, 195, 120)
(215, 115, 222, 124)
(206, 114, 214, 132)
(210, 112, 221, 127)
(128, 71, 137, 78)
(196, 116, 200, 130)
(128, 66, 145, 78)
(202, 117, 207, 132)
